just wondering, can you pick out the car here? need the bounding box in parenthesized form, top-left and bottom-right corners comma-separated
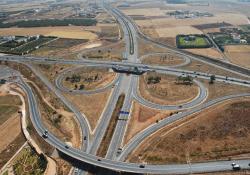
(139, 164, 145, 168)
(97, 158, 101, 161)
(84, 136, 87, 140)
(42, 130, 48, 138)
(231, 163, 241, 171)
(65, 145, 69, 149)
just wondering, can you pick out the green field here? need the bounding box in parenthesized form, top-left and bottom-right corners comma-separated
(178, 36, 210, 47)
(13, 146, 47, 175)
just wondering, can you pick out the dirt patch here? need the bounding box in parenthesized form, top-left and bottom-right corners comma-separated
(64, 90, 112, 131)
(31, 38, 89, 60)
(128, 98, 250, 164)
(141, 53, 185, 66)
(225, 45, 250, 69)
(0, 26, 98, 40)
(122, 8, 167, 17)
(139, 73, 199, 105)
(138, 38, 169, 58)
(0, 133, 25, 169)
(124, 102, 173, 146)
(135, 13, 249, 28)
(0, 115, 21, 153)
(156, 26, 203, 38)
(82, 40, 125, 61)
(185, 48, 223, 60)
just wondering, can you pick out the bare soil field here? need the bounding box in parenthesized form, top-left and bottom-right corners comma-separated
(0, 92, 22, 153)
(0, 94, 22, 125)
(64, 90, 112, 131)
(0, 26, 98, 40)
(138, 38, 169, 57)
(185, 48, 224, 60)
(136, 13, 249, 28)
(139, 27, 159, 39)
(0, 92, 25, 169)
(124, 102, 173, 146)
(82, 40, 125, 61)
(0, 133, 25, 169)
(225, 45, 250, 69)
(122, 8, 167, 17)
(31, 38, 89, 59)
(141, 53, 185, 66)
(0, 114, 21, 153)
(139, 73, 199, 105)
(128, 98, 250, 164)
(156, 26, 203, 38)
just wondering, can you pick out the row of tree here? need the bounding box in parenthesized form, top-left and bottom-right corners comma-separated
(0, 18, 97, 28)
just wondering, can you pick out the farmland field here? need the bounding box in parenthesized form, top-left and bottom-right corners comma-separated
(0, 26, 98, 40)
(225, 45, 250, 69)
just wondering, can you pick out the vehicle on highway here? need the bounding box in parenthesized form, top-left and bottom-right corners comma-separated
(232, 163, 241, 171)
(139, 164, 145, 168)
(65, 145, 70, 149)
(42, 130, 48, 138)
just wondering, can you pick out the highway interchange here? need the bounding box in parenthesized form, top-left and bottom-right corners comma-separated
(0, 1, 250, 175)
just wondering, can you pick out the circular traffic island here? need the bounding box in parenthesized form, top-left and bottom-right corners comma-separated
(139, 72, 199, 106)
(62, 67, 116, 92)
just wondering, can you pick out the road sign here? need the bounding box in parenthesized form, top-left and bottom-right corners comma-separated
(119, 111, 129, 115)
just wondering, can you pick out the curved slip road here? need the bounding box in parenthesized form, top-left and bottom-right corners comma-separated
(133, 76, 208, 110)
(13, 76, 250, 174)
(117, 92, 250, 162)
(139, 52, 191, 68)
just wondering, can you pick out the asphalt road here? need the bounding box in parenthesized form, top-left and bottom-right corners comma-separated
(0, 2, 250, 175)
(14, 72, 250, 174)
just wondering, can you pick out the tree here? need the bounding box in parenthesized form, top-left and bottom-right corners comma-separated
(79, 84, 85, 90)
(74, 84, 78, 89)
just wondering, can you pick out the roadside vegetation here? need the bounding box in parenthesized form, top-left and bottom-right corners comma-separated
(97, 94, 125, 157)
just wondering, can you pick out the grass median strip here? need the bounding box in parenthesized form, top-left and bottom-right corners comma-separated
(96, 94, 125, 158)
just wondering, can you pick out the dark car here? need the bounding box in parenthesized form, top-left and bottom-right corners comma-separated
(65, 145, 69, 149)
(139, 164, 145, 168)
